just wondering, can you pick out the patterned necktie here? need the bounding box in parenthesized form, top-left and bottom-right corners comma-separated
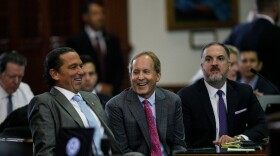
(143, 100, 161, 156)
(7, 94, 13, 114)
(217, 90, 228, 136)
(72, 95, 103, 155)
(95, 36, 106, 81)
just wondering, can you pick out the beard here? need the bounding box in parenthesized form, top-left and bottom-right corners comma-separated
(205, 73, 224, 83)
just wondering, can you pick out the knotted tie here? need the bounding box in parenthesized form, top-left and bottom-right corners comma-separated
(217, 90, 228, 136)
(7, 94, 13, 114)
(72, 95, 103, 155)
(143, 100, 161, 156)
(95, 36, 106, 81)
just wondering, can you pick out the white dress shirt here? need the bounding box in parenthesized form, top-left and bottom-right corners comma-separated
(0, 82, 34, 123)
(204, 80, 227, 141)
(84, 25, 107, 54)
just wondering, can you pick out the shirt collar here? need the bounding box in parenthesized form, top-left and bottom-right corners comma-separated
(84, 25, 102, 38)
(138, 91, 156, 106)
(204, 80, 227, 98)
(54, 86, 82, 101)
(256, 14, 275, 24)
(240, 75, 259, 89)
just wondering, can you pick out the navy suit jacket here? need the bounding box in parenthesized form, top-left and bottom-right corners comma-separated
(105, 87, 187, 155)
(238, 76, 280, 95)
(67, 31, 124, 95)
(177, 79, 268, 148)
(224, 18, 280, 90)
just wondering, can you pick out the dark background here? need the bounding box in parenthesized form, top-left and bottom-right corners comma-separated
(0, 0, 131, 95)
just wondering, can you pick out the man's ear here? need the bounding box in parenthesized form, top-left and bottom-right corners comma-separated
(257, 61, 263, 72)
(49, 69, 59, 80)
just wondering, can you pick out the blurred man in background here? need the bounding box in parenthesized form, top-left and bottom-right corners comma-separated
(67, 1, 124, 96)
(0, 51, 34, 123)
(80, 54, 111, 108)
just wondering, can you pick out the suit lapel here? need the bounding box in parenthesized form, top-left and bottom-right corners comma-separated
(82, 31, 96, 53)
(81, 92, 114, 137)
(126, 89, 151, 148)
(50, 88, 84, 127)
(155, 88, 167, 145)
(226, 82, 238, 136)
(199, 80, 216, 132)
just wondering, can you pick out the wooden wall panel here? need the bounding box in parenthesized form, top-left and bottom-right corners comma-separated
(0, 0, 130, 95)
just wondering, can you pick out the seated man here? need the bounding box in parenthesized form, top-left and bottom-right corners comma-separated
(178, 42, 267, 148)
(237, 50, 279, 96)
(189, 44, 240, 85)
(106, 51, 187, 155)
(0, 51, 34, 123)
(28, 47, 120, 156)
(80, 54, 112, 108)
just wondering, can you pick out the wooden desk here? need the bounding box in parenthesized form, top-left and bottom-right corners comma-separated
(0, 138, 33, 156)
(174, 150, 268, 156)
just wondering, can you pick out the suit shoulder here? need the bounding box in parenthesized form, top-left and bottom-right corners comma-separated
(177, 80, 201, 96)
(227, 80, 253, 92)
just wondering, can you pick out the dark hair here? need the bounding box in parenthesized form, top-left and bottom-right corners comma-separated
(201, 42, 230, 59)
(256, 0, 277, 12)
(44, 47, 76, 86)
(240, 50, 263, 62)
(80, 54, 95, 65)
(81, 0, 104, 15)
(0, 51, 27, 73)
(128, 51, 161, 74)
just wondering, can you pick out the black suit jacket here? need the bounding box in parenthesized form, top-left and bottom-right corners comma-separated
(105, 87, 187, 155)
(238, 76, 280, 95)
(67, 31, 125, 95)
(177, 79, 268, 148)
(224, 18, 280, 90)
(28, 88, 120, 156)
(0, 105, 31, 138)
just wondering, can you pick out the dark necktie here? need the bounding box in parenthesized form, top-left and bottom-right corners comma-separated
(95, 36, 106, 81)
(217, 90, 228, 136)
(143, 100, 161, 156)
(72, 95, 103, 155)
(7, 94, 13, 114)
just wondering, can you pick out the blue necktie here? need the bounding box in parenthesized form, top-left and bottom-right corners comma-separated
(7, 94, 13, 114)
(72, 95, 103, 155)
(217, 90, 228, 136)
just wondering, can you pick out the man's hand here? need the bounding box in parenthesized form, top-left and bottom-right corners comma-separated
(213, 135, 235, 145)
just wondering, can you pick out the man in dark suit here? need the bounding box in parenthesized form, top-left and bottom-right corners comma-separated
(106, 51, 187, 155)
(224, 0, 280, 90)
(67, 1, 124, 96)
(237, 50, 279, 96)
(28, 47, 120, 156)
(178, 42, 267, 148)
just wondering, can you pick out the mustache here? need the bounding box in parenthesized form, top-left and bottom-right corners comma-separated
(210, 66, 220, 71)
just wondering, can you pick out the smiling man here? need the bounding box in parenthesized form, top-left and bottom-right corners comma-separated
(28, 47, 120, 156)
(177, 42, 267, 148)
(105, 51, 187, 156)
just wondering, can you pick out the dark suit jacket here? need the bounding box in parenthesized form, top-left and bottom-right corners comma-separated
(238, 76, 280, 95)
(224, 18, 280, 90)
(177, 79, 268, 148)
(105, 87, 187, 155)
(0, 105, 31, 138)
(28, 87, 120, 156)
(67, 31, 125, 95)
